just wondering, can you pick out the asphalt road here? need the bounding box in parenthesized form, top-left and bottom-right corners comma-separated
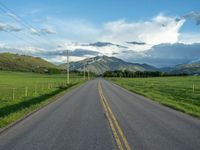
(0, 79, 200, 150)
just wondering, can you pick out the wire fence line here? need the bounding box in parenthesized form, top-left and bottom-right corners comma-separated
(0, 81, 71, 101)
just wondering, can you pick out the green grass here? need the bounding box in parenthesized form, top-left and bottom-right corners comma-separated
(108, 76, 200, 118)
(0, 71, 85, 128)
(0, 53, 59, 73)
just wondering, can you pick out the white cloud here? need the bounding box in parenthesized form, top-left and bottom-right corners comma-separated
(99, 14, 185, 50)
(6, 13, 20, 21)
(1, 12, 200, 65)
(46, 55, 86, 63)
(179, 33, 200, 44)
(0, 22, 22, 32)
(30, 28, 39, 35)
(0, 44, 46, 55)
(40, 28, 56, 34)
(3, 13, 188, 54)
(0, 42, 5, 47)
(30, 27, 56, 35)
(50, 14, 186, 57)
(56, 42, 123, 56)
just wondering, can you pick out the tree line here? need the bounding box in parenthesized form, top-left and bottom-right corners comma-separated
(102, 70, 188, 78)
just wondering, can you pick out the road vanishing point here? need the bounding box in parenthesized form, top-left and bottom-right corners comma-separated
(0, 79, 200, 150)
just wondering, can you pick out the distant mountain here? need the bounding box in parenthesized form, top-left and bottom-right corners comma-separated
(59, 55, 158, 74)
(169, 60, 200, 75)
(3, 52, 199, 75)
(0, 53, 59, 73)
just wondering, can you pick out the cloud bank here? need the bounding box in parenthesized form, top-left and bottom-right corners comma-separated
(117, 43, 200, 67)
(0, 22, 22, 32)
(183, 11, 200, 25)
(1, 12, 200, 66)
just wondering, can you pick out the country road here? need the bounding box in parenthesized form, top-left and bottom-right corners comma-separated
(0, 79, 200, 150)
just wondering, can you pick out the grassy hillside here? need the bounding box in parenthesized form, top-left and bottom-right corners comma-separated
(60, 55, 157, 74)
(0, 53, 59, 73)
(170, 61, 200, 75)
(0, 71, 84, 128)
(108, 76, 200, 118)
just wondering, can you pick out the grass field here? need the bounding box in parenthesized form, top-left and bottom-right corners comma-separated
(0, 71, 85, 128)
(108, 76, 200, 118)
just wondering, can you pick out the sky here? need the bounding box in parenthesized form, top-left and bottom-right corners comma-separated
(0, 0, 200, 67)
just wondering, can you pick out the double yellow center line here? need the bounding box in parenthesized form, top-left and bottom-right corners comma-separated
(98, 81, 132, 150)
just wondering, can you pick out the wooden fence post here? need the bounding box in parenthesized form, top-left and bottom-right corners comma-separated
(12, 88, 15, 100)
(193, 84, 195, 94)
(35, 85, 37, 96)
(25, 86, 28, 97)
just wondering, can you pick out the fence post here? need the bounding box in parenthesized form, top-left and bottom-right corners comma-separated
(25, 86, 28, 97)
(12, 88, 15, 100)
(35, 85, 37, 96)
(193, 84, 195, 94)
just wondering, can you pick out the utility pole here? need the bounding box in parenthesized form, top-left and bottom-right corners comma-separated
(67, 49, 70, 84)
(84, 63, 86, 80)
(87, 69, 90, 80)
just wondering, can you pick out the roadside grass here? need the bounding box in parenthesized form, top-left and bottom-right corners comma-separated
(108, 76, 200, 118)
(0, 71, 85, 128)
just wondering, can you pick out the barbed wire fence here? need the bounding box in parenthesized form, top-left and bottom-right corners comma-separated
(0, 81, 70, 101)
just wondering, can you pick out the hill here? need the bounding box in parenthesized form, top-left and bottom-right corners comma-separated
(60, 55, 158, 74)
(0, 53, 60, 73)
(169, 60, 200, 75)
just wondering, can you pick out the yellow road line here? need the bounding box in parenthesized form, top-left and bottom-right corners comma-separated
(98, 81, 132, 150)
(99, 87, 124, 150)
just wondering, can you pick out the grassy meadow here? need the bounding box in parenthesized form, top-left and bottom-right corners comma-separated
(0, 71, 85, 128)
(109, 76, 200, 118)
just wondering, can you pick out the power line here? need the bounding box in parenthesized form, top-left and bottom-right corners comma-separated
(0, 7, 41, 45)
(0, 1, 58, 47)
(0, 2, 40, 36)
(5, 31, 35, 46)
(0, 8, 39, 46)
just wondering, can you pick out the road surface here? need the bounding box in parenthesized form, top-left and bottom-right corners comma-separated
(0, 79, 200, 150)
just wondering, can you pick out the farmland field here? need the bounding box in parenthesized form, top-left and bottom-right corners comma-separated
(0, 71, 84, 128)
(108, 76, 200, 118)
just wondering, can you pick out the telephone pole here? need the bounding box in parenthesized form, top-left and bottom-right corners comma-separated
(84, 63, 86, 80)
(67, 49, 70, 84)
(87, 69, 90, 80)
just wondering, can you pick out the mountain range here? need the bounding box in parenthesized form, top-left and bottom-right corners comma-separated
(0, 52, 200, 75)
(59, 55, 158, 74)
(165, 60, 200, 75)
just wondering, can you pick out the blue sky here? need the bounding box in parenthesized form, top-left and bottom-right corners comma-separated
(4, 0, 199, 22)
(0, 0, 200, 66)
